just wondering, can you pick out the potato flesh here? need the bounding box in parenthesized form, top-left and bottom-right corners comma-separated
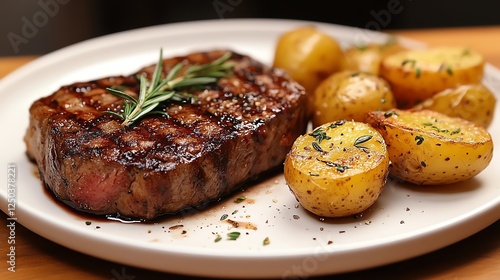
(284, 121, 389, 217)
(413, 84, 496, 127)
(380, 47, 484, 108)
(313, 71, 396, 126)
(365, 109, 494, 185)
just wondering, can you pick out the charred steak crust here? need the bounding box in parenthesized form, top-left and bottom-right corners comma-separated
(24, 50, 308, 220)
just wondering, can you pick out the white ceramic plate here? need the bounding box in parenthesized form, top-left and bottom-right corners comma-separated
(0, 19, 499, 279)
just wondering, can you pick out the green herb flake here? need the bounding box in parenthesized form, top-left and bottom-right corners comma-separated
(214, 235, 222, 243)
(227, 232, 241, 240)
(356, 44, 367, 51)
(85, 221, 92, 226)
(415, 135, 424, 145)
(234, 196, 246, 203)
(220, 214, 228, 221)
(384, 111, 399, 118)
(312, 141, 325, 152)
(316, 158, 349, 173)
(450, 128, 461, 135)
(424, 119, 452, 134)
(402, 59, 416, 67)
(232, 210, 239, 215)
(309, 172, 320, 177)
(263, 237, 270, 246)
(416, 67, 422, 78)
(446, 65, 454, 75)
(420, 161, 427, 167)
(316, 158, 334, 167)
(329, 119, 346, 129)
(354, 135, 373, 149)
(336, 165, 348, 173)
(309, 128, 331, 144)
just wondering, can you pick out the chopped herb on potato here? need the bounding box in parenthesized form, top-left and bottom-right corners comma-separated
(365, 109, 493, 185)
(380, 47, 484, 108)
(284, 121, 389, 217)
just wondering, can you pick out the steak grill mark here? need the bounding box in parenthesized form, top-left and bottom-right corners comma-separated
(24, 50, 308, 220)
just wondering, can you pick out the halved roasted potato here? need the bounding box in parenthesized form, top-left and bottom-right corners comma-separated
(284, 120, 390, 217)
(312, 71, 396, 127)
(380, 47, 484, 108)
(365, 109, 494, 185)
(413, 84, 496, 128)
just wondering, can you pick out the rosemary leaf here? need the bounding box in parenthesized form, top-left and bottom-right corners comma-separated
(106, 49, 233, 126)
(328, 120, 346, 129)
(312, 141, 324, 152)
(354, 135, 373, 149)
(143, 91, 176, 106)
(172, 77, 217, 88)
(148, 48, 164, 95)
(106, 87, 137, 104)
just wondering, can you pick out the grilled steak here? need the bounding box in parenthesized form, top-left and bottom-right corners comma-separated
(24, 50, 308, 220)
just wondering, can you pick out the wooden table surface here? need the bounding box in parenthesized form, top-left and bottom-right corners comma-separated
(1, 25, 499, 280)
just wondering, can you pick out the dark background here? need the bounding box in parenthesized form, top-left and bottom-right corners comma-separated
(1, 0, 499, 56)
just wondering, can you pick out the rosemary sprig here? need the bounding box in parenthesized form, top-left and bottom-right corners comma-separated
(106, 49, 234, 126)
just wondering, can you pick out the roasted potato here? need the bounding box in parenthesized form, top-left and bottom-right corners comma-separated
(413, 84, 496, 128)
(284, 120, 390, 217)
(273, 26, 343, 95)
(365, 109, 494, 185)
(380, 47, 484, 108)
(340, 40, 406, 75)
(312, 71, 396, 127)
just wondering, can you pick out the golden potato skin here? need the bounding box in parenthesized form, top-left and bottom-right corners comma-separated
(413, 84, 496, 128)
(380, 47, 484, 108)
(284, 120, 390, 217)
(312, 71, 396, 127)
(365, 109, 494, 185)
(273, 26, 343, 95)
(340, 41, 406, 75)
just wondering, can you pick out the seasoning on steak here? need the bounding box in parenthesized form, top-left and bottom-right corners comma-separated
(24, 50, 308, 221)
